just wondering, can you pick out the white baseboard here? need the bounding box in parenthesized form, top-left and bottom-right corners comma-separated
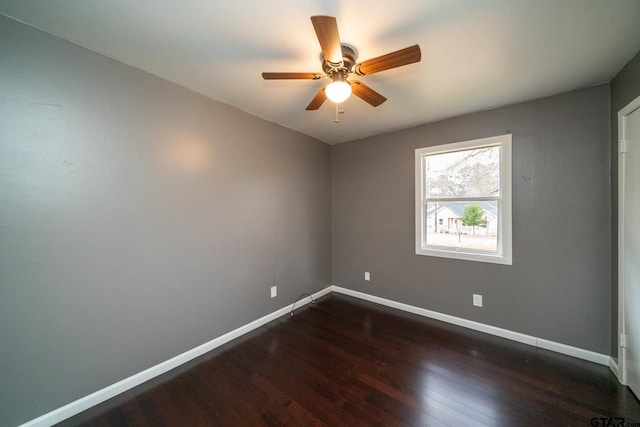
(536, 338, 609, 365)
(20, 284, 614, 427)
(19, 286, 332, 427)
(331, 285, 611, 366)
(609, 357, 620, 380)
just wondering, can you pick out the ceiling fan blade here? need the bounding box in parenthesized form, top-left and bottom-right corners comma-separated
(355, 45, 421, 75)
(310, 16, 343, 66)
(262, 72, 323, 80)
(306, 88, 327, 110)
(351, 82, 387, 107)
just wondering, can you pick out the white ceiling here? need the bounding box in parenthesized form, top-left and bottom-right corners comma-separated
(1, 0, 639, 144)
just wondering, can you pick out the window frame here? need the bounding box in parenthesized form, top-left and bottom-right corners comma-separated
(415, 134, 512, 265)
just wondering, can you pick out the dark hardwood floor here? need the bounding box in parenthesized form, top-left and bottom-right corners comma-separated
(57, 294, 640, 426)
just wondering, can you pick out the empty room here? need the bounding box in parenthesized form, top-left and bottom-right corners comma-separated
(2, 1, 640, 426)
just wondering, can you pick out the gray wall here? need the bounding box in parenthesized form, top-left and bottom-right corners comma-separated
(332, 85, 611, 354)
(0, 16, 331, 427)
(610, 50, 640, 357)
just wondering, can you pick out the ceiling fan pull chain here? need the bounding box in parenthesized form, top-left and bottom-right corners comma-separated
(335, 103, 340, 123)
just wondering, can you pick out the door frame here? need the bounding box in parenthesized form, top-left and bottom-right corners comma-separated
(618, 94, 640, 385)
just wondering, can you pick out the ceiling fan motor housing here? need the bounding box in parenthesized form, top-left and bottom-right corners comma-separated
(322, 44, 357, 75)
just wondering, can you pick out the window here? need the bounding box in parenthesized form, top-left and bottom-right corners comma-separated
(415, 134, 512, 264)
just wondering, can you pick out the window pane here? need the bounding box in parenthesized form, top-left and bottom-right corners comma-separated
(425, 201, 498, 252)
(425, 146, 500, 198)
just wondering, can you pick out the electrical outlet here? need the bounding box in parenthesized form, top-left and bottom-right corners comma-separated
(364, 272, 370, 281)
(473, 294, 483, 307)
(270, 286, 277, 298)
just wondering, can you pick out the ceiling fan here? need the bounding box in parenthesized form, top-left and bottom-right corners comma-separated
(262, 16, 421, 111)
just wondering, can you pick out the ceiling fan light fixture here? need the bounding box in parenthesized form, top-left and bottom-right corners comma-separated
(325, 73, 352, 103)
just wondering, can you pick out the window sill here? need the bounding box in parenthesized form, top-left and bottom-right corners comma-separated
(416, 247, 512, 265)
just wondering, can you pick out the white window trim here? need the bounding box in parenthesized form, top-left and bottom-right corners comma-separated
(415, 134, 512, 265)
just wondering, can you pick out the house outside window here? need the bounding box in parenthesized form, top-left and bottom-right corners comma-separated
(415, 134, 512, 264)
